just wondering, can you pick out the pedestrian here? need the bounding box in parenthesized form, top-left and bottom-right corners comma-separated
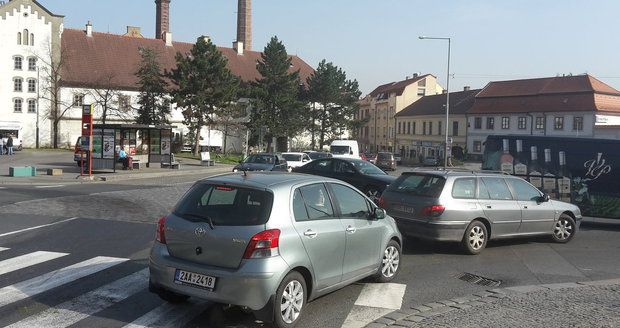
(119, 146, 129, 170)
(6, 135, 14, 156)
(0, 135, 4, 156)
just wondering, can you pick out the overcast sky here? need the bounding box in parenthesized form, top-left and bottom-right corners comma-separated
(44, 0, 620, 94)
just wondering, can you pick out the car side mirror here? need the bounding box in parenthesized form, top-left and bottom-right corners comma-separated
(373, 208, 386, 220)
(350, 150, 354, 155)
(537, 194, 550, 203)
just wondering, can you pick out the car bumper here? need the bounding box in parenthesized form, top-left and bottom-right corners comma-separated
(149, 242, 289, 310)
(394, 217, 468, 241)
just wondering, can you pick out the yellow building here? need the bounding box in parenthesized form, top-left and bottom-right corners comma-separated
(395, 88, 479, 163)
(356, 74, 443, 153)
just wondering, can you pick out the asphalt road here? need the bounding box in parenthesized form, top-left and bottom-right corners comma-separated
(0, 169, 619, 328)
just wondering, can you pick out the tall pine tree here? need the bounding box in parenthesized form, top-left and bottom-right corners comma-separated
(251, 36, 305, 152)
(135, 48, 171, 125)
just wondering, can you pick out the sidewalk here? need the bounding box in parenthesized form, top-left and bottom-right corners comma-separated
(0, 149, 233, 185)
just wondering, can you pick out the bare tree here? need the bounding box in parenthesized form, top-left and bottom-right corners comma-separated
(216, 102, 249, 154)
(87, 72, 133, 124)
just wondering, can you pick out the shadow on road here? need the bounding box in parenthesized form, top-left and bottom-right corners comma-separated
(580, 221, 620, 232)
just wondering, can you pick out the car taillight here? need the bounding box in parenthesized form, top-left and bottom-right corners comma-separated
(378, 196, 386, 208)
(243, 229, 280, 259)
(422, 205, 446, 217)
(156, 216, 167, 244)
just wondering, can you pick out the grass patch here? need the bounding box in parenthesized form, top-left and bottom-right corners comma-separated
(174, 152, 243, 165)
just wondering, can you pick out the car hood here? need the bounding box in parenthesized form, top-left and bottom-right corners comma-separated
(549, 200, 582, 217)
(234, 163, 274, 171)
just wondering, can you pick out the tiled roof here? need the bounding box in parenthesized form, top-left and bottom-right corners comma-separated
(395, 89, 480, 117)
(368, 74, 433, 97)
(60, 29, 315, 91)
(470, 74, 620, 114)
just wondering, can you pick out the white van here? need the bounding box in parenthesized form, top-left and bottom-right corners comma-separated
(330, 140, 360, 159)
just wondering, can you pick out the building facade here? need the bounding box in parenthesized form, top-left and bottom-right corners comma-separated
(467, 75, 620, 159)
(395, 88, 478, 162)
(356, 74, 444, 153)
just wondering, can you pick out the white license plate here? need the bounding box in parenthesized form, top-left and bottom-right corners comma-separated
(174, 269, 216, 290)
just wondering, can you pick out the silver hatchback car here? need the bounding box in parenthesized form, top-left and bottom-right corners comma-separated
(380, 169, 582, 254)
(149, 172, 402, 327)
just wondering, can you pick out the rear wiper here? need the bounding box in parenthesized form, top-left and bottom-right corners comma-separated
(179, 212, 216, 229)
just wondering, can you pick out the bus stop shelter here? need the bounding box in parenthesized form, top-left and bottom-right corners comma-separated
(89, 124, 175, 172)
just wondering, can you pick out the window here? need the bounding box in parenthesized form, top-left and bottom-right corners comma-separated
(14, 78, 23, 92)
(17, 32, 22, 45)
(453, 121, 459, 136)
(573, 116, 584, 131)
(438, 121, 442, 135)
(486, 117, 495, 130)
(418, 79, 426, 87)
(429, 122, 433, 135)
(474, 141, 482, 152)
(397, 122, 402, 134)
(23, 29, 29, 45)
(417, 88, 425, 96)
(73, 94, 84, 107)
(330, 184, 370, 218)
(333, 160, 355, 174)
(452, 178, 477, 199)
(412, 122, 416, 134)
(518, 117, 527, 130)
(507, 179, 541, 201)
(297, 184, 334, 221)
(28, 58, 37, 71)
(554, 117, 564, 130)
(292, 189, 309, 221)
(407, 122, 411, 134)
(30, 33, 34, 46)
(535, 117, 544, 130)
(480, 177, 513, 200)
(501, 117, 510, 129)
(27, 99, 36, 113)
(13, 98, 23, 112)
(118, 95, 131, 111)
(312, 159, 333, 173)
(27, 79, 36, 93)
(423, 122, 427, 135)
(387, 173, 446, 198)
(14, 57, 23, 70)
(474, 117, 482, 129)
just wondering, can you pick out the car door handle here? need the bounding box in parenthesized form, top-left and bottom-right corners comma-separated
(346, 226, 356, 234)
(523, 205, 528, 209)
(303, 230, 317, 238)
(485, 205, 492, 209)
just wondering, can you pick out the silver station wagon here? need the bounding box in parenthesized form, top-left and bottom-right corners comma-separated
(149, 172, 402, 327)
(380, 169, 582, 254)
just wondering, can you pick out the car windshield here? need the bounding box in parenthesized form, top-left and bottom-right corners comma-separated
(174, 184, 274, 226)
(388, 173, 446, 197)
(282, 154, 302, 161)
(244, 154, 275, 164)
(331, 145, 350, 155)
(378, 153, 392, 160)
(348, 159, 386, 175)
(309, 152, 331, 160)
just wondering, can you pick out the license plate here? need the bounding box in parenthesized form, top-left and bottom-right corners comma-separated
(394, 204, 415, 214)
(174, 269, 216, 290)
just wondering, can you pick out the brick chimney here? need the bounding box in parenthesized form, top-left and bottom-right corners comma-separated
(236, 0, 252, 51)
(155, 0, 171, 39)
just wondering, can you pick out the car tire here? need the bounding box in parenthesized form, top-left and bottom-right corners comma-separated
(365, 186, 381, 202)
(461, 220, 488, 255)
(157, 289, 190, 303)
(373, 240, 401, 283)
(273, 271, 306, 328)
(551, 214, 576, 243)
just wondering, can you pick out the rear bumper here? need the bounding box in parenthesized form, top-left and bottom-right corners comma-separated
(149, 242, 289, 310)
(394, 217, 468, 242)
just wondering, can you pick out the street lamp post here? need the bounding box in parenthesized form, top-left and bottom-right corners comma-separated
(36, 66, 40, 149)
(419, 36, 451, 168)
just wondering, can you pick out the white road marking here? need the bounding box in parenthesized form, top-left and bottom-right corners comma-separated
(123, 300, 209, 328)
(8, 269, 149, 328)
(0, 251, 69, 276)
(34, 185, 66, 189)
(0, 247, 8, 252)
(0, 256, 128, 307)
(0, 217, 78, 238)
(341, 283, 407, 328)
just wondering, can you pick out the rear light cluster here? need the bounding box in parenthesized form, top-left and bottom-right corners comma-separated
(243, 229, 280, 259)
(377, 196, 386, 208)
(422, 205, 446, 217)
(156, 216, 167, 244)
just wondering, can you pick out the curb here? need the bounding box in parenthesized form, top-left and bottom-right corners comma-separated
(364, 278, 620, 327)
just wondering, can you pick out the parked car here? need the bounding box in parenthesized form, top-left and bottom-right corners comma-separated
(392, 153, 402, 165)
(149, 172, 402, 327)
(294, 157, 396, 201)
(74, 136, 87, 166)
(282, 152, 312, 169)
(307, 151, 333, 160)
(375, 152, 397, 171)
(379, 169, 582, 254)
(365, 153, 377, 164)
(423, 156, 440, 166)
(232, 153, 289, 172)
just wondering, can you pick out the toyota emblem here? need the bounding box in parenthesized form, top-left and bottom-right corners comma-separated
(195, 226, 207, 237)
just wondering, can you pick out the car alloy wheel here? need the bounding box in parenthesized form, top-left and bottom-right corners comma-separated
(462, 221, 488, 255)
(280, 280, 304, 324)
(552, 214, 576, 243)
(381, 245, 400, 278)
(365, 187, 380, 202)
(469, 225, 485, 250)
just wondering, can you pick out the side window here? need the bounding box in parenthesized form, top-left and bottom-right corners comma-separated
(478, 178, 490, 199)
(298, 184, 334, 220)
(314, 159, 332, 173)
(507, 179, 541, 201)
(480, 177, 513, 200)
(333, 160, 354, 173)
(452, 178, 477, 199)
(330, 183, 370, 218)
(292, 189, 309, 221)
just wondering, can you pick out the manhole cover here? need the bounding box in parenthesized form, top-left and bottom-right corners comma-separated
(457, 272, 501, 287)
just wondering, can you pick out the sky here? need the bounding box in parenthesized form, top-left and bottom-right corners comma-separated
(43, 0, 620, 94)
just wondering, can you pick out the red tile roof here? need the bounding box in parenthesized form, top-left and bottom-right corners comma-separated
(395, 89, 480, 117)
(368, 74, 434, 97)
(60, 29, 315, 91)
(470, 75, 620, 114)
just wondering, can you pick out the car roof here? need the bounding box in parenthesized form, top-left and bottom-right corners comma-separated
(282, 152, 305, 155)
(198, 172, 340, 189)
(402, 168, 513, 178)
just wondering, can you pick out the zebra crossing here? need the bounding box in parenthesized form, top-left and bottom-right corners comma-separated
(0, 247, 216, 328)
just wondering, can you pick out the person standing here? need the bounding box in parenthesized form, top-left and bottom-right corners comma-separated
(6, 135, 14, 156)
(0, 135, 4, 155)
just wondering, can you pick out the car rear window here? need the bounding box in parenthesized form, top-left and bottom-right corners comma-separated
(283, 154, 302, 161)
(387, 173, 446, 197)
(378, 153, 392, 160)
(174, 184, 274, 226)
(452, 178, 477, 199)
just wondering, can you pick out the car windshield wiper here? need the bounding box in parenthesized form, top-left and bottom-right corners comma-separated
(178, 212, 216, 229)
